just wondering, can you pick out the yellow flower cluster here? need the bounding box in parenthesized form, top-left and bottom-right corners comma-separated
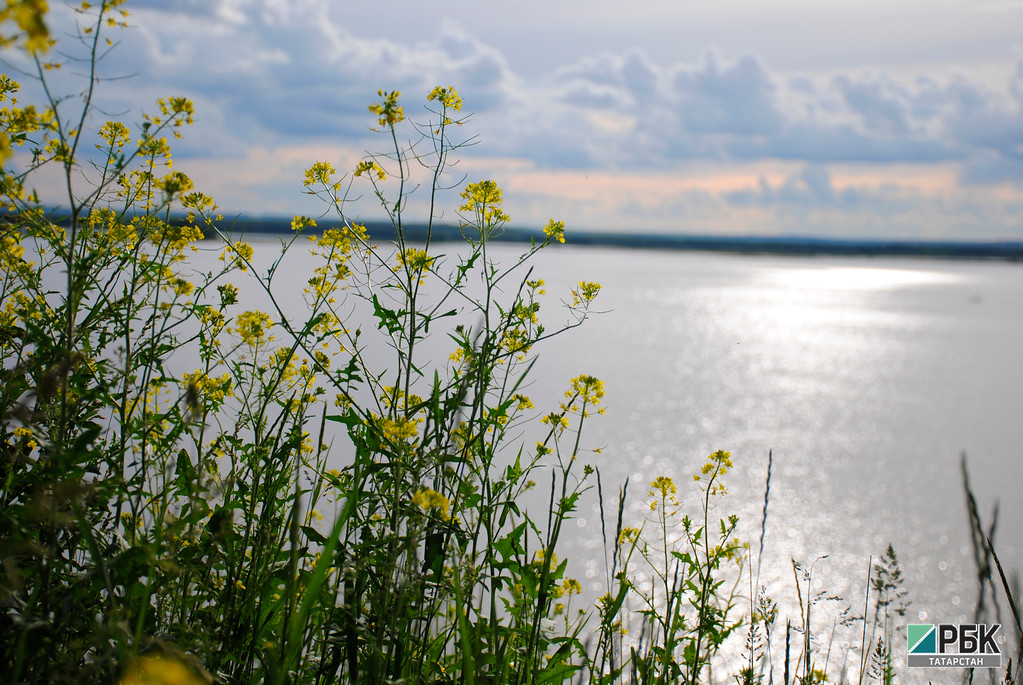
(158, 171, 193, 199)
(427, 86, 463, 112)
(412, 488, 450, 520)
(269, 350, 320, 405)
(694, 449, 734, 494)
(303, 223, 368, 302)
(139, 135, 172, 165)
(11, 426, 37, 451)
(379, 386, 424, 412)
(0, 74, 50, 165)
(448, 345, 471, 364)
(700, 449, 733, 475)
(181, 370, 233, 406)
(618, 526, 641, 545)
(219, 240, 254, 271)
(233, 310, 273, 347)
(532, 549, 558, 570)
(148, 221, 204, 255)
(372, 414, 420, 445)
(540, 412, 569, 430)
(291, 215, 316, 232)
(217, 283, 238, 307)
(543, 219, 566, 244)
(354, 160, 386, 180)
(119, 654, 208, 685)
(648, 475, 680, 510)
(650, 475, 677, 499)
(315, 222, 367, 253)
(168, 276, 193, 297)
(571, 281, 601, 307)
(396, 246, 434, 276)
(311, 310, 339, 338)
(568, 374, 604, 406)
(0, 291, 47, 329)
(512, 393, 533, 411)
(513, 301, 540, 326)
(142, 96, 195, 138)
(459, 180, 510, 228)
(101, 216, 138, 254)
(180, 191, 218, 225)
(369, 89, 404, 128)
(426, 85, 464, 129)
(0, 1, 51, 54)
(499, 326, 530, 360)
(1, 231, 29, 277)
(98, 120, 129, 151)
(303, 161, 338, 190)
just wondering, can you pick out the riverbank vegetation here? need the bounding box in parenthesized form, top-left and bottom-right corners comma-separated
(1, 3, 1019, 683)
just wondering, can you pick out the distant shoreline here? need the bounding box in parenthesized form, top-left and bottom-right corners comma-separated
(217, 216, 1023, 261)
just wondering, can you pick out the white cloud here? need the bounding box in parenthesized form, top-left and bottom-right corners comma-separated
(9, 0, 1023, 238)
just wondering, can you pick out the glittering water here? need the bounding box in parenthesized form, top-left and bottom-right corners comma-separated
(517, 246, 1023, 644)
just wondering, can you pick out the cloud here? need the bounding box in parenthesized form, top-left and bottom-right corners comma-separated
(544, 46, 1023, 180)
(67, 0, 521, 156)
(670, 51, 784, 137)
(58, 2, 1023, 179)
(11, 1, 1023, 238)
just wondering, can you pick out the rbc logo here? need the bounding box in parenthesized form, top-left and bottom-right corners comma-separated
(907, 624, 1001, 668)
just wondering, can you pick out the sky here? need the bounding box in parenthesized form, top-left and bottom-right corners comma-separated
(17, 0, 1023, 239)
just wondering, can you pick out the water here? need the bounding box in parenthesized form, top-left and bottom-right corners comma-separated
(513, 246, 1023, 642)
(194, 239, 1023, 676)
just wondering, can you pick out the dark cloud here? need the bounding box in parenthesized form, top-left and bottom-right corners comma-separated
(547, 46, 1023, 178)
(670, 51, 784, 137)
(833, 73, 913, 137)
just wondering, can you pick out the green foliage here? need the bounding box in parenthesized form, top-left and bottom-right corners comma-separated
(1, 3, 606, 682)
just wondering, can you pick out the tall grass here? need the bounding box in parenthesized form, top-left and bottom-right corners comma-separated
(0, 3, 1019, 684)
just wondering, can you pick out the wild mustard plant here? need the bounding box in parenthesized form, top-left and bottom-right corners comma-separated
(612, 451, 745, 685)
(2, 0, 611, 678)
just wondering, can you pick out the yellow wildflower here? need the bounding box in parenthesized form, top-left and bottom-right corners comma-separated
(220, 241, 254, 271)
(291, 215, 316, 232)
(397, 246, 434, 273)
(368, 89, 404, 128)
(233, 310, 273, 346)
(571, 281, 601, 307)
(459, 180, 510, 227)
(303, 161, 337, 189)
(619, 527, 641, 545)
(412, 488, 450, 520)
(650, 476, 677, 499)
(567, 375, 604, 405)
(427, 85, 463, 111)
(119, 654, 209, 685)
(513, 394, 534, 411)
(354, 160, 386, 180)
(543, 219, 566, 244)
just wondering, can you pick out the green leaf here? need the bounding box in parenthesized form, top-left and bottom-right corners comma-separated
(370, 293, 404, 335)
(300, 525, 327, 545)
